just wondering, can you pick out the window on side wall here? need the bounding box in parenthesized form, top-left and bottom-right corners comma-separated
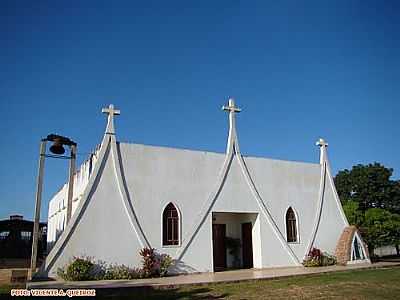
(0, 231, 10, 240)
(286, 207, 297, 243)
(163, 203, 179, 246)
(21, 231, 32, 241)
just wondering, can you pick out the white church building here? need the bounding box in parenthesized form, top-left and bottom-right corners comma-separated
(42, 99, 369, 278)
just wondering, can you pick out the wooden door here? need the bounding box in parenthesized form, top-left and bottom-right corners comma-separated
(242, 222, 253, 268)
(212, 224, 226, 272)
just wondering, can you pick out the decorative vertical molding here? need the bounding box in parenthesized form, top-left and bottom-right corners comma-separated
(325, 159, 350, 227)
(41, 135, 112, 276)
(304, 139, 328, 257)
(110, 134, 151, 248)
(175, 153, 234, 261)
(41, 104, 149, 276)
(236, 155, 301, 265)
(175, 98, 240, 260)
(318, 138, 349, 227)
(103, 104, 150, 248)
(305, 138, 351, 258)
(176, 98, 300, 266)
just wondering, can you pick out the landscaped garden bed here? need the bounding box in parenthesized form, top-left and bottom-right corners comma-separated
(57, 247, 172, 281)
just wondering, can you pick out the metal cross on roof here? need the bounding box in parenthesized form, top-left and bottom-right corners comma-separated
(102, 104, 120, 118)
(222, 98, 241, 113)
(222, 98, 242, 154)
(316, 138, 328, 147)
(102, 104, 120, 135)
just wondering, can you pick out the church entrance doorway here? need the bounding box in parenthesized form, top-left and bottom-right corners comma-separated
(212, 212, 259, 271)
(242, 222, 253, 268)
(212, 224, 227, 272)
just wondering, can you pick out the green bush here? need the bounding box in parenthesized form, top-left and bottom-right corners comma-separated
(57, 256, 96, 281)
(321, 253, 337, 266)
(139, 247, 157, 277)
(57, 249, 173, 281)
(159, 253, 173, 277)
(104, 264, 142, 280)
(139, 247, 173, 277)
(303, 247, 336, 267)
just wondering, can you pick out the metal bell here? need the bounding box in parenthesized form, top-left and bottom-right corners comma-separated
(49, 138, 65, 155)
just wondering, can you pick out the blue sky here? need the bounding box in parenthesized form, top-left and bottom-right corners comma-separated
(1, 1, 399, 221)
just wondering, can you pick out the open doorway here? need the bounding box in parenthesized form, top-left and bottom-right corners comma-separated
(212, 223, 226, 272)
(242, 222, 253, 268)
(212, 212, 259, 271)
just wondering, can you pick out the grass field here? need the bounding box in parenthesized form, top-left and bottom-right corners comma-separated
(1, 267, 399, 299)
(100, 267, 400, 299)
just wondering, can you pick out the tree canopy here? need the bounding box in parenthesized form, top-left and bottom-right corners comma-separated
(335, 163, 400, 214)
(335, 163, 400, 255)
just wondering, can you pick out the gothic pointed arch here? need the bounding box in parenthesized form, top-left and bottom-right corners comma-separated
(286, 207, 298, 243)
(162, 202, 180, 246)
(335, 226, 370, 265)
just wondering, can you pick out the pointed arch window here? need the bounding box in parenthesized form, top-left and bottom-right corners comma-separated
(351, 233, 366, 261)
(286, 207, 297, 243)
(163, 203, 180, 246)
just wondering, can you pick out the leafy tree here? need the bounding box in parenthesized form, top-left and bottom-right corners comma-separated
(359, 208, 400, 255)
(335, 163, 400, 214)
(387, 181, 400, 215)
(342, 201, 364, 227)
(388, 213, 400, 256)
(336, 163, 400, 256)
(361, 209, 392, 252)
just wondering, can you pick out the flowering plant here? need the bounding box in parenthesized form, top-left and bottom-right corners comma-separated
(303, 247, 336, 267)
(139, 247, 173, 277)
(57, 249, 173, 281)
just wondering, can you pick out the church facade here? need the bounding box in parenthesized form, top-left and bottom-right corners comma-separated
(42, 99, 369, 278)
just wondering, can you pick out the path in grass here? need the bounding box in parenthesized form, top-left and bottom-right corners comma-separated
(99, 267, 400, 299)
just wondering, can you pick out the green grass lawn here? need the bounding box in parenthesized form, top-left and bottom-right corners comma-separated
(1, 267, 399, 299)
(100, 267, 400, 299)
(0, 283, 24, 297)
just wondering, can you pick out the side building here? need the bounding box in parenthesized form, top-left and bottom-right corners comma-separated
(0, 215, 46, 268)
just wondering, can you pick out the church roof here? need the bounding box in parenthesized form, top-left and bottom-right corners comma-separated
(117, 141, 319, 167)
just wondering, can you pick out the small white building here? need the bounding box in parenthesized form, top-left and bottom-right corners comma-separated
(42, 99, 369, 278)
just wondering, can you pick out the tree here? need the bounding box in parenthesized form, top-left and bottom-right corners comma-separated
(342, 201, 364, 227)
(361, 208, 392, 252)
(360, 208, 400, 255)
(335, 163, 400, 256)
(335, 163, 400, 214)
(388, 213, 400, 256)
(387, 180, 400, 215)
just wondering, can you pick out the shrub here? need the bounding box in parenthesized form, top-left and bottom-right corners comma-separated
(139, 247, 173, 277)
(139, 247, 158, 277)
(58, 249, 173, 281)
(104, 264, 142, 280)
(321, 253, 336, 266)
(158, 253, 173, 277)
(303, 247, 336, 267)
(57, 256, 96, 281)
(89, 260, 107, 280)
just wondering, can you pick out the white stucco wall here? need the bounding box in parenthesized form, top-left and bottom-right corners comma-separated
(46, 146, 144, 276)
(47, 145, 101, 248)
(313, 172, 348, 255)
(44, 139, 349, 277)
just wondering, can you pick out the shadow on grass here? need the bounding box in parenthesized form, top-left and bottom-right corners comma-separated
(96, 286, 229, 299)
(376, 255, 400, 263)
